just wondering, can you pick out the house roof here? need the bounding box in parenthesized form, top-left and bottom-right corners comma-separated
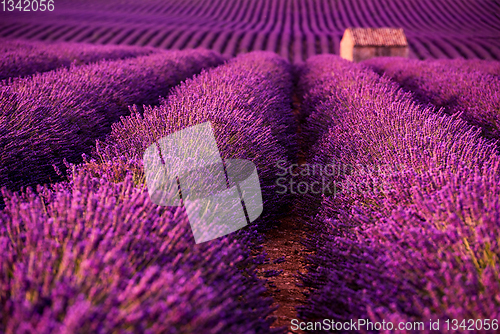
(345, 27, 408, 46)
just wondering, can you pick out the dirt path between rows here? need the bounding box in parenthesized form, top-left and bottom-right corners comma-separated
(257, 93, 310, 333)
(259, 215, 308, 333)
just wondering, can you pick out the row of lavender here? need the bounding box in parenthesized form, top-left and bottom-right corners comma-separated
(0, 38, 162, 81)
(0, 51, 296, 332)
(363, 57, 500, 142)
(91, 50, 296, 222)
(76, 0, 499, 37)
(296, 55, 500, 332)
(0, 48, 224, 194)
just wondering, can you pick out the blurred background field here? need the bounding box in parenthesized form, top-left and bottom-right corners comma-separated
(1, 0, 499, 62)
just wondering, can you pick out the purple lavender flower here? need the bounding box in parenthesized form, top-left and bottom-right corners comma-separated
(363, 57, 500, 142)
(297, 54, 500, 332)
(0, 169, 278, 333)
(94, 51, 296, 223)
(0, 49, 225, 193)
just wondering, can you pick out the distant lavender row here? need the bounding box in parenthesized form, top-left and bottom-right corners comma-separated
(0, 169, 279, 333)
(94, 51, 296, 224)
(0, 49, 225, 192)
(298, 55, 500, 329)
(432, 58, 500, 76)
(363, 57, 500, 142)
(0, 38, 160, 81)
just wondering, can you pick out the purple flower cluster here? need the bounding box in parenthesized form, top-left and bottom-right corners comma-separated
(362, 57, 500, 142)
(0, 49, 225, 193)
(0, 50, 299, 332)
(0, 169, 279, 333)
(297, 55, 500, 331)
(0, 38, 160, 82)
(94, 51, 296, 224)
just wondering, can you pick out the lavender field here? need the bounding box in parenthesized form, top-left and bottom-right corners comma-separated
(1, 0, 499, 62)
(1, 0, 500, 333)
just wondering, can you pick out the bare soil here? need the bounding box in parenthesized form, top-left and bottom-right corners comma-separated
(256, 92, 311, 333)
(257, 215, 308, 333)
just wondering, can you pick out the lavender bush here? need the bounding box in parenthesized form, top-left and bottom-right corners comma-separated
(92, 51, 296, 224)
(0, 49, 225, 192)
(0, 168, 279, 333)
(0, 38, 160, 82)
(160, 51, 297, 160)
(362, 57, 500, 142)
(296, 56, 380, 158)
(298, 55, 500, 332)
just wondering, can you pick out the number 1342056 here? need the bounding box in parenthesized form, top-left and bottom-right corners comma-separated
(2, 0, 54, 12)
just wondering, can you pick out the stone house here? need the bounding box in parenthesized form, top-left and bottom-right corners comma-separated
(340, 27, 409, 62)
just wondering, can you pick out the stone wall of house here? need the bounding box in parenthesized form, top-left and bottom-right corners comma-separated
(340, 36, 354, 61)
(352, 46, 408, 62)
